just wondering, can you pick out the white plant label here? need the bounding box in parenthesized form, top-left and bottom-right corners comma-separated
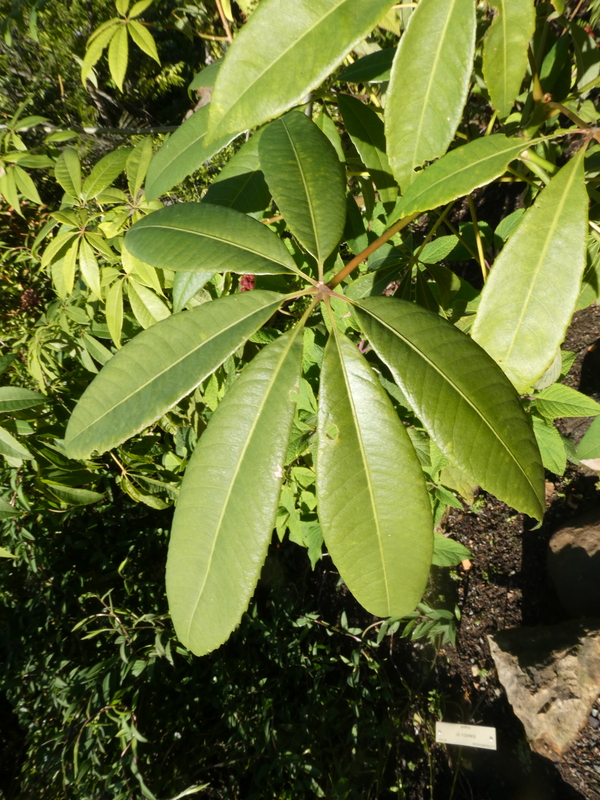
(435, 721, 497, 750)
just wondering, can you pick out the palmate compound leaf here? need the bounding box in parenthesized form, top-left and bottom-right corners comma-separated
(388, 135, 543, 225)
(471, 148, 588, 393)
(385, 0, 476, 192)
(166, 324, 303, 656)
(354, 297, 545, 520)
(259, 112, 346, 265)
(205, 0, 397, 142)
(317, 322, 433, 617)
(125, 203, 302, 276)
(64, 291, 286, 460)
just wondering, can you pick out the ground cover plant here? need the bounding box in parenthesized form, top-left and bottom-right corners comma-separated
(2, 0, 600, 796)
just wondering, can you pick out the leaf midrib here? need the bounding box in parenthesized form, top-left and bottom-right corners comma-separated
(281, 117, 320, 261)
(359, 303, 541, 509)
(69, 297, 282, 450)
(186, 326, 300, 642)
(130, 221, 295, 270)
(333, 327, 391, 612)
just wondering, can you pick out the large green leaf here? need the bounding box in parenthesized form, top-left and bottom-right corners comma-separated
(354, 297, 544, 519)
(65, 291, 285, 459)
(166, 325, 303, 656)
(202, 128, 271, 214)
(316, 325, 433, 617)
(145, 105, 237, 199)
(337, 94, 397, 208)
(471, 150, 588, 393)
(259, 112, 346, 264)
(0, 387, 45, 412)
(205, 0, 396, 141)
(482, 0, 535, 119)
(125, 203, 300, 275)
(385, 0, 476, 192)
(388, 135, 539, 224)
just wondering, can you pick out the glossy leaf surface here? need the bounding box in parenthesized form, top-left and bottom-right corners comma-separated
(472, 150, 588, 393)
(206, 0, 396, 141)
(166, 326, 303, 656)
(317, 326, 433, 617)
(145, 105, 237, 199)
(339, 48, 395, 83)
(126, 203, 300, 275)
(482, 0, 536, 118)
(355, 297, 544, 519)
(65, 291, 285, 459)
(337, 93, 397, 207)
(259, 112, 346, 264)
(389, 135, 536, 224)
(385, 0, 476, 191)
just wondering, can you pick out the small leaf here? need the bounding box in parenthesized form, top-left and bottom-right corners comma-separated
(81, 24, 119, 84)
(13, 165, 41, 204)
(339, 48, 395, 83)
(337, 94, 397, 207)
(483, 0, 536, 118)
(172, 271, 213, 314)
(577, 415, 600, 460)
(127, 279, 170, 328)
(65, 291, 285, 459)
(42, 482, 105, 506)
(129, 0, 154, 18)
(0, 425, 33, 460)
(385, 0, 476, 191)
(105, 278, 124, 348)
(79, 238, 102, 298)
(531, 414, 566, 475)
(206, 0, 397, 141)
(471, 149, 588, 393)
(535, 384, 600, 419)
(126, 136, 153, 199)
(0, 497, 19, 519)
(126, 203, 300, 275)
(166, 325, 303, 656)
(0, 387, 45, 412)
(0, 168, 23, 214)
(127, 20, 160, 63)
(116, 0, 130, 15)
(259, 112, 346, 264)
(317, 324, 433, 617)
(82, 148, 130, 199)
(0, 547, 17, 558)
(145, 105, 236, 199)
(55, 148, 82, 199)
(571, 21, 600, 90)
(108, 23, 129, 91)
(355, 297, 544, 519)
(431, 533, 472, 567)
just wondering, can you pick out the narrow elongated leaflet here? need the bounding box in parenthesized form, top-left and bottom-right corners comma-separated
(317, 326, 433, 617)
(0, 426, 32, 460)
(145, 105, 237, 199)
(472, 149, 588, 393)
(388, 135, 539, 224)
(339, 48, 395, 83)
(166, 326, 303, 656)
(259, 112, 346, 264)
(203, 128, 271, 214)
(355, 297, 544, 519)
(54, 148, 81, 198)
(206, 0, 397, 141)
(0, 387, 44, 412)
(577, 415, 600, 460)
(337, 93, 397, 207)
(126, 203, 299, 275)
(82, 148, 130, 200)
(65, 291, 285, 459)
(482, 0, 535, 118)
(385, 0, 476, 191)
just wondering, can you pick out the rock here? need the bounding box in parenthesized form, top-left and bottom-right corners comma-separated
(547, 509, 600, 618)
(488, 620, 600, 760)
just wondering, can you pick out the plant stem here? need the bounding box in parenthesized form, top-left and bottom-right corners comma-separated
(328, 211, 420, 288)
(467, 195, 488, 284)
(435, 212, 478, 261)
(412, 201, 453, 264)
(214, 0, 233, 42)
(484, 110, 497, 137)
(546, 101, 589, 129)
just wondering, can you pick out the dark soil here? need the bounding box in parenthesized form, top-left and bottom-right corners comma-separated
(424, 304, 600, 800)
